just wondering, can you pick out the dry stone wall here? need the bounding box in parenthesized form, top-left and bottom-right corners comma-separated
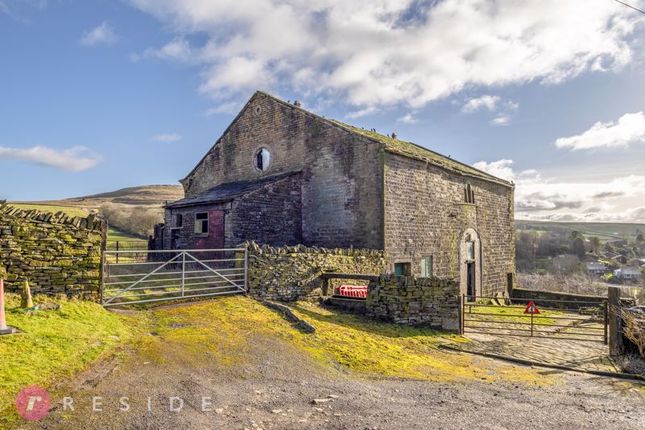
(0, 202, 106, 299)
(366, 275, 460, 330)
(246, 241, 385, 301)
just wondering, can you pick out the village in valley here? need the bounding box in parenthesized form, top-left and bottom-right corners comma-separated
(1, 1, 645, 429)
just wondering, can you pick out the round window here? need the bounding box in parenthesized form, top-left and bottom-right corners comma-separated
(254, 148, 271, 172)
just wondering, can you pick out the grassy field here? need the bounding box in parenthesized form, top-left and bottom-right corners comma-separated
(0, 294, 140, 427)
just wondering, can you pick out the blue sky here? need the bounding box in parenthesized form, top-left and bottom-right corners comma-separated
(1, 0, 645, 222)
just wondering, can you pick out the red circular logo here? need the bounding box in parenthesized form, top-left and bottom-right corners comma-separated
(15, 385, 50, 421)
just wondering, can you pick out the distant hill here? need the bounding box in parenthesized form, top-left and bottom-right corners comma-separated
(516, 220, 645, 240)
(10, 185, 184, 240)
(14, 185, 184, 209)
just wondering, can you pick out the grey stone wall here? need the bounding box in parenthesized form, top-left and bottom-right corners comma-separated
(228, 173, 302, 247)
(366, 275, 460, 330)
(246, 242, 385, 301)
(181, 92, 384, 250)
(383, 152, 515, 296)
(0, 202, 106, 299)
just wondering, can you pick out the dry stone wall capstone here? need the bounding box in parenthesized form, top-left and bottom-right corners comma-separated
(0, 202, 106, 300)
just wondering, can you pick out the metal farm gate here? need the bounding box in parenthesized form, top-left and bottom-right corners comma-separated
(461, 295, 608, 344)
(101, 248, 247, 307)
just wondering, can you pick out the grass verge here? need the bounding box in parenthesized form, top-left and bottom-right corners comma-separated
(0, 294, 140, 427)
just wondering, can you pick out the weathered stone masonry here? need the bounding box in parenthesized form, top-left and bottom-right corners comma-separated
(0, 202, 106, 299)
(384, 153, 515, 297)
(245, 242, 385, 301)
(366, 275, 460, 331)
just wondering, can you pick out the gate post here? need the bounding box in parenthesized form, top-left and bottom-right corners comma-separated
(244, 247, 248, 293)
(181, 252, 186, 297)
(608, 287, 623, 356)
(459, 293, 465, 335)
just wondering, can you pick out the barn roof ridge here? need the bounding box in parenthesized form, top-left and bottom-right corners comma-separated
(183, 90, 513, 188)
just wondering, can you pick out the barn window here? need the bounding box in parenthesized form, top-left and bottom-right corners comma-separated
(466, 241, 475, 261)
(195, 212, 209, 235)
(175, 214, 183, 228)
(420, 256, 433, 277)
(394, 262, 411, 277)
(254, 148, 271, 172)
(464, 184, 475, 204)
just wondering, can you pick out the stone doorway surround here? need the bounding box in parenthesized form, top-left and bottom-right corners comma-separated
(459, 228, 481, 299)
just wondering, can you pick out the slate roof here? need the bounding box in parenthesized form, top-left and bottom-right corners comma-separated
(167, 171, 301, 209)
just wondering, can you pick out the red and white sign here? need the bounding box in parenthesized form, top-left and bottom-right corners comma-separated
(337, 285, 368, 299)
(524, 300, 540, 315)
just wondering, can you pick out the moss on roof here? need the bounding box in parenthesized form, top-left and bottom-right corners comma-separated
(331, 120, 510, 185)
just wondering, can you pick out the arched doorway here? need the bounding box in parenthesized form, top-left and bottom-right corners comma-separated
(459, 228, 481, 301)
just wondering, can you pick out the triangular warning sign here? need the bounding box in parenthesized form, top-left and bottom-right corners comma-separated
(524, 300, 540, 315)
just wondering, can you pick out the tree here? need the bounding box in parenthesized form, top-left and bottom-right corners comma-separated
(572, 237, 586, 259)
(589, 236, 601, 254)
(570, 230, 584, 242)
(636, 233, 644, 244)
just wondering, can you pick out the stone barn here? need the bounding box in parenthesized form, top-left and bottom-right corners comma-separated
(155, 91, 515, 298)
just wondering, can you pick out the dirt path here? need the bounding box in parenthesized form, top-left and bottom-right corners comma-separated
(22, 300, 645, 430)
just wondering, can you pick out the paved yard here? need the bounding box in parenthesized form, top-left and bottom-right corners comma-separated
(20, 298, 645, 430)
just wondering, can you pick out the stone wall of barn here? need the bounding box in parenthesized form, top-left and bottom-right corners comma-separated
(228, 173, 303, 247)
(0, 203, 106, 299)
(383, 152, 515, 297)
(161, 173, 303, 249)
(366, 275, 460, 331)
(180, 92, 384, 250)
(245, 242, 385, 301)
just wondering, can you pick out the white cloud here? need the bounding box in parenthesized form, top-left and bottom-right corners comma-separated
(475, 158, 645, 222)
(397, 112, 418, 124)
(462, 95, 500, 113)
(80, 22, 117, 47)
(127, 0, 642, 109)
(473, 159, 516, 182)
(0, 146, 102, 171)
(463, 95, 519, 125)
(491, 115, 511, 126)
(152, 133, 182, 143)
(555, 111, 645, 151)
(133, 38, 194, 62)
(346, 106, 378, 119)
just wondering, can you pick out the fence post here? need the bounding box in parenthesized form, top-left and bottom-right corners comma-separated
(116, 241, 119, 264)
(181, 252, 186, 298)
(243, 248, 248, 293)
(603, 300, 609, 345)
(608, 286, 623, 357)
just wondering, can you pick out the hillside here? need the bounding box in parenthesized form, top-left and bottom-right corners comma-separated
(25, 184, 184, 208)
(10, 185, 184, 241)
(516, 220, 645, 241)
